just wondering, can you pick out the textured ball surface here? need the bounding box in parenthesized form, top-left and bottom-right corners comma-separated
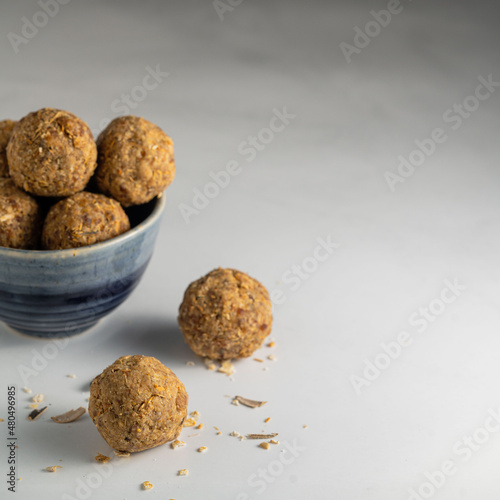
(178, 268, 273, 360)
(88, 355, 188, 452)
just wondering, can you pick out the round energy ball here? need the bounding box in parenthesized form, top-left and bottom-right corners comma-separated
(88, 355, 188, 453)
(0, 178, 43, 249)
(95, 116, 175, 207)
(0, 120, 17, 177)
(41, 191, 130, 250)
(7, 108, 97, 197)
(178, 268, 273, 360)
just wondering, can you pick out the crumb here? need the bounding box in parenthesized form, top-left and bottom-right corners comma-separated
(186, 361, 195, 366)
(94, 453, 110, 463)
(32, 394, 44, 403)
(197, 423, 203, 429)
(51, 407, 86, 423)
(142, 481, 153, 490)
(67, 374, 76, 379)
(190, 410, 200, 419)
(197, 446, 207, 453)
(270, 439, 279, 445)
(171, 440, 186, 449)
(0, 418, 3, 422)
(23, 387, 32, 394)
(239, 435, 246, 441)
(178, 469, 189, 476)
(265, 417, 271, 423)
(44, 465, 62, 472)
(303, 424, 308, 429)
(267, 341, 276, 348)
(263, 367, 269, 371)
(204, 358, 216, 371)
(183, 418, 196, 427)
(231, 398, 240, 406)
(29, 403, 38, 409)
(230, 431, 241, 438)
(267, 354, 276, 361)
(253, 358, 263, 363)
(113, 450, 130, 457)
(259, 442, 270, 450)
(218, 360, 235, 376)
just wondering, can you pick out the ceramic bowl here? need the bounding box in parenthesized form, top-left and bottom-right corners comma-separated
(0, 194, 165, 338)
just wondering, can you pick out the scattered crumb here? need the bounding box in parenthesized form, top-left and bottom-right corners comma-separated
(253, 358, 263, 363)
(197, 423, 203, 429)
(0, 418, 3, 422)
(217, 431, 222, 435)
(29, 403, 38, 409)
(27, 406, 48, 421)
(267, 341, 276, 348)
(263, 367, 269, 371)
(186, 361, 195, 366)
(23, 387, 32, 394)
(187, 433, 199, 438)
(113, 450, 130, 457)
(178, 469, 189, 476)
(231, 398, 240, 406)
(247, 433, 278, 439)
(303, 425, 308, 429)
(197, 446, 207, 453)
(51, 407, 86, 424)
(230, 431, 241, 438)
(267, 354, 276, 361)
(32, 394, 44, 403)
(94, 453, 110, 463)
(218, 360, 234, 376)
(171, 440, 186, 449)
(67, 374, 76, 379)
(142, 481, 153, 490)
(259, 442, 270, 450)
(270, 439, 279, 445)
(264, 417, 271, 423)
(183, 418, 196, 427)
(190, 410, 200, 419)
(44, 465, 62, 472)
(204, 358, 216, 371)
(239, 435, 246, 441)
(233, 396, 267, 408)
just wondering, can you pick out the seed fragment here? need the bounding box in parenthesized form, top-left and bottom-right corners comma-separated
(178, 469, 189, 476)
(253, 358, 263, 363)
(259, 442, 270, 450)
(233, 396, 267, 408)
(264, 417, 271, 423)
(28, 406, 48, 420)
(267, 354, 276, 361)
(186, 361, 195, 366)
(197, 446, 207, 453)
(67, 374, 76, 379)
(51, 407, 86, 423)
(23, 387, 32, 394)
(247, 433, 278, 439)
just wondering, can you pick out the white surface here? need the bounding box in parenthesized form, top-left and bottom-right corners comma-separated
(1, 1, 500, 499)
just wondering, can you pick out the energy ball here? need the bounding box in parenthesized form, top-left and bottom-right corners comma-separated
(178, 268, 273, 360)
(95, 116, 175, 207)
(0, 120, 17, 177)
(41, 191, 130, 250)
(7, 108, 97, 197)
(88, 355, 188, 453)
(0, 178, 43, 249)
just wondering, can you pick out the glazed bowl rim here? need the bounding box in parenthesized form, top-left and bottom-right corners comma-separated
(0, 194, 165, 261)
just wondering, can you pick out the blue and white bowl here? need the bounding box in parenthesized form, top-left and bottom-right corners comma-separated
(0, 194, 165, 338)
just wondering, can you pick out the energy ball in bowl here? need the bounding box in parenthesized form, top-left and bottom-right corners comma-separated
(88, 355, 188, 452)
(0, 178, 43, 249)
(95, 116, 175, 207)
(7, 108, 97, 197)
(41, 191, 130, 250)
(178, 268, 273, 360)
(0, 120, 17, 177)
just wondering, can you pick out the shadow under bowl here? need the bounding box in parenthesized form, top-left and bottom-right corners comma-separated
(0, 195, 165, 339)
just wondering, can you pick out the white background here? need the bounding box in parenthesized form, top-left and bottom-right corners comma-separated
(1, 1, 500, 499)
